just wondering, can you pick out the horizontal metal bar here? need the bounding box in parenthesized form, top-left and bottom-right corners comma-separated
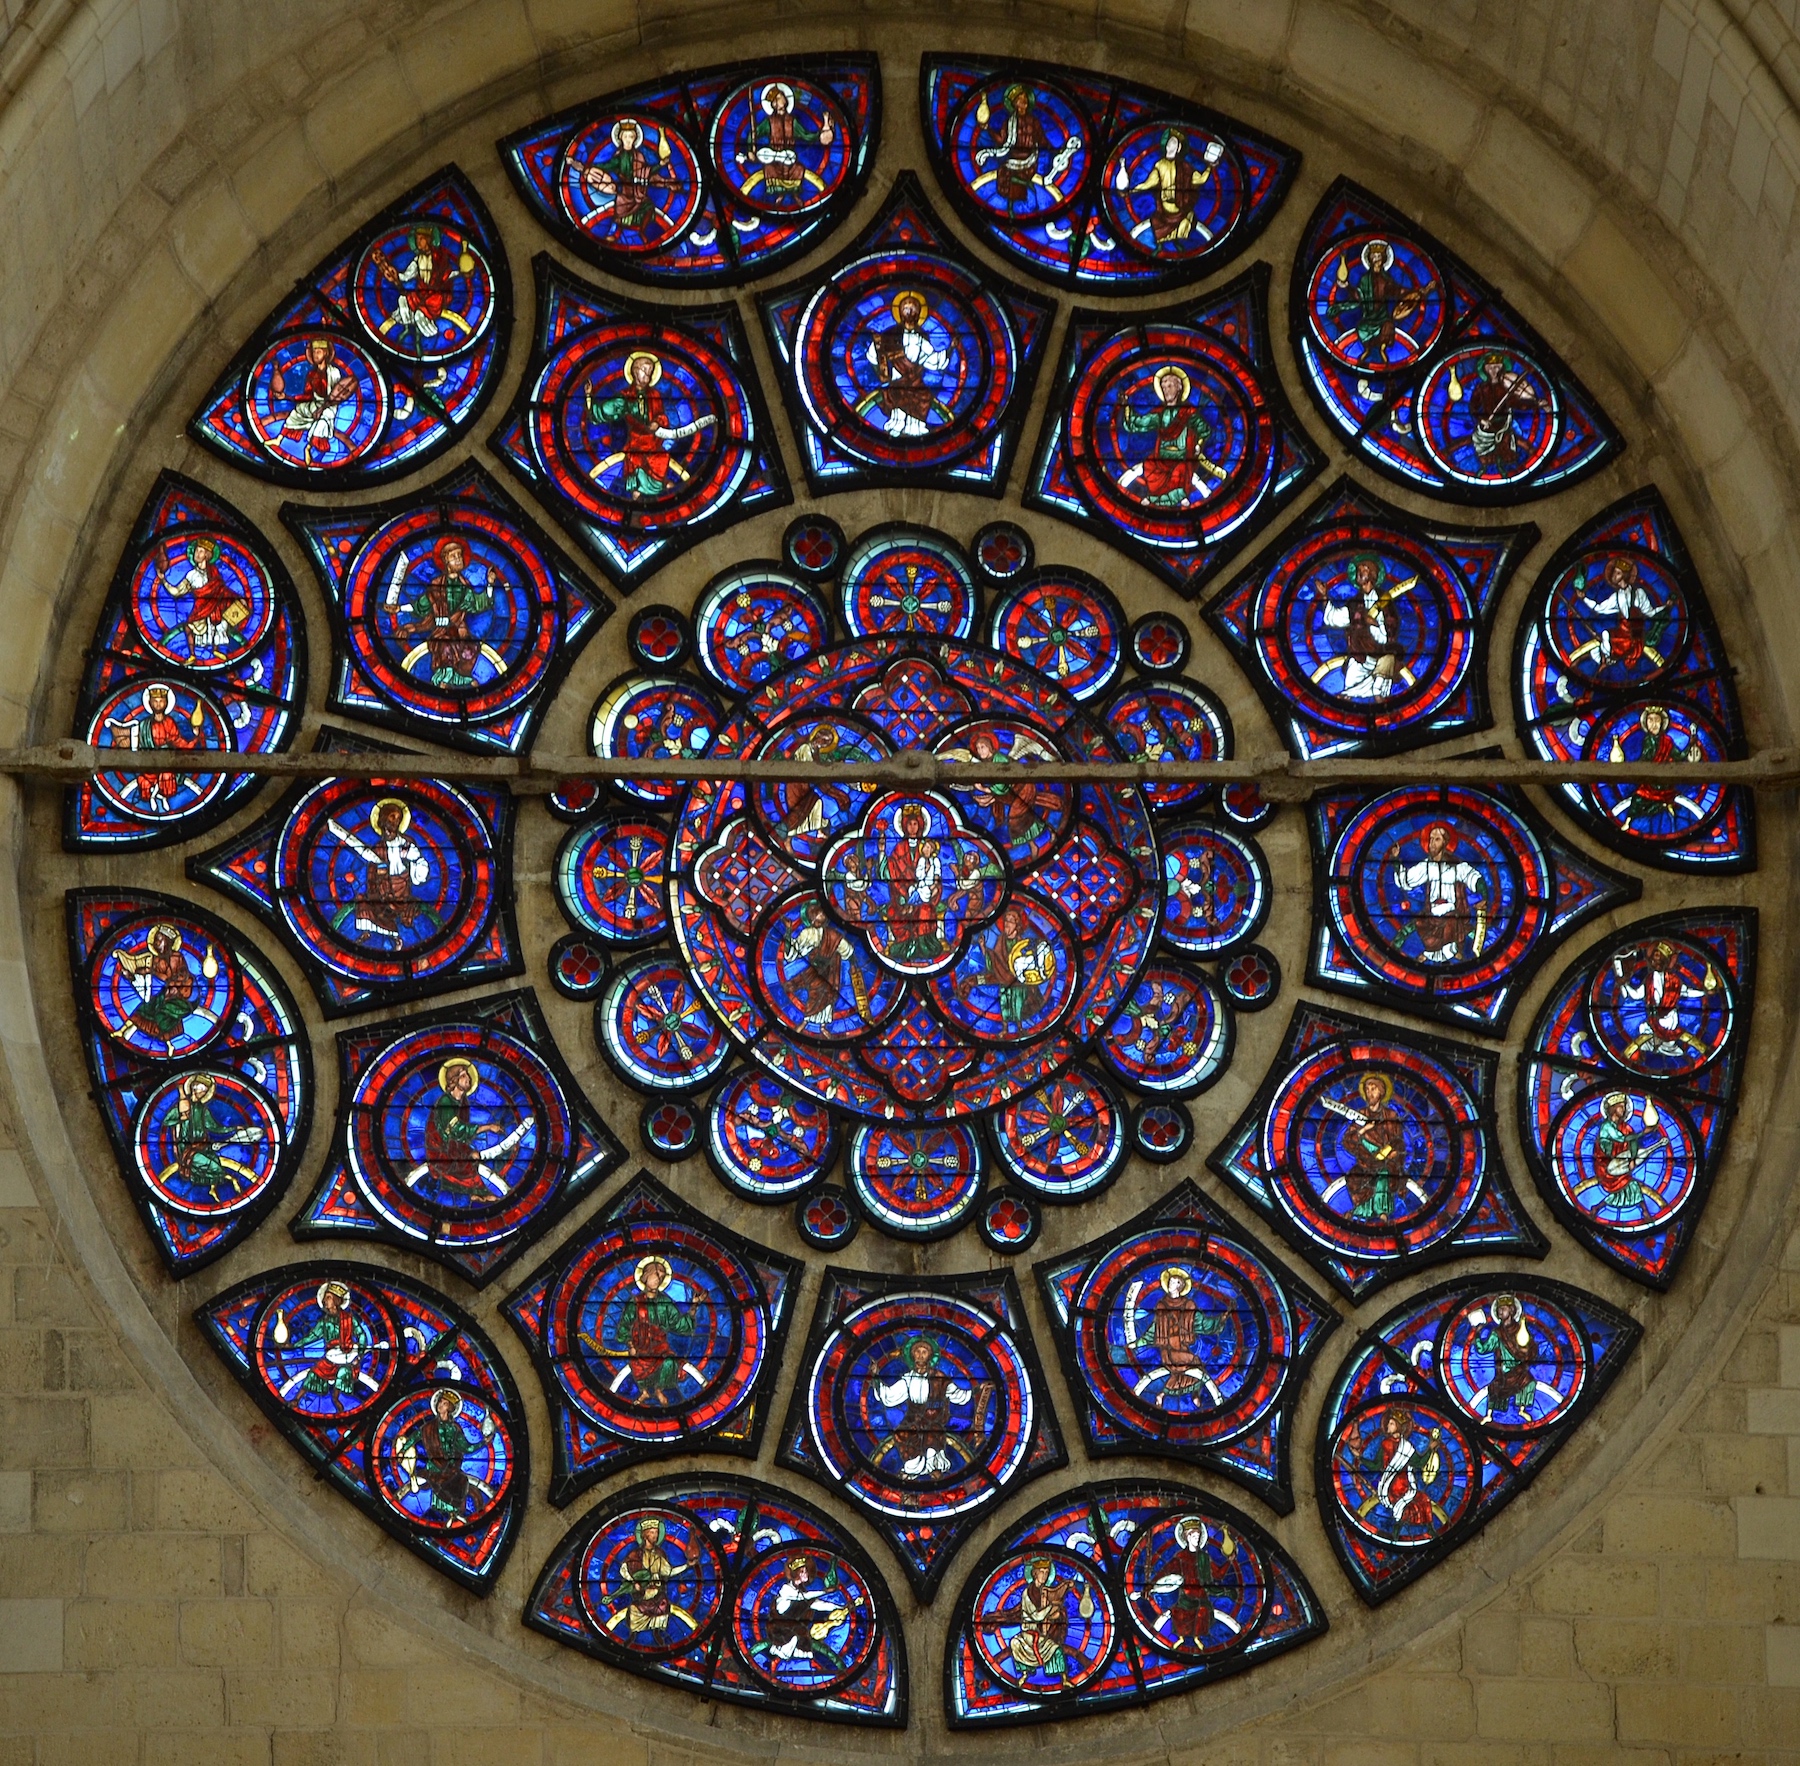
(5, 741, 1797, 801)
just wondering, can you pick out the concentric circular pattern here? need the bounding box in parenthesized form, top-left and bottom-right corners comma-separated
(57, 41, 1758, 1741)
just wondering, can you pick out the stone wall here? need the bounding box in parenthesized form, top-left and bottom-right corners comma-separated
(0, 2, 1796, 1762)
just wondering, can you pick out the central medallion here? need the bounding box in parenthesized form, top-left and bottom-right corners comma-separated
(669, 637, 1160, 1122)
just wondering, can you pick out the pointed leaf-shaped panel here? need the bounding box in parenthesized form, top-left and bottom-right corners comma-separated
(1515, 488, 1754, 872)
(199, 1262, 526, 1592)
(1207, 475, 1537, 760)
(1028, 267, 1325, 595)
(67, 890, 311, 1277)
(526, 1474, 906, 1725)
(1518, 910, 1754, 1288)
(922, 56, 1299, 290)
(1316, 1276, 1638, 1603)
(293, 990, 624, 1286)
(758, 175, 1055, 495)
(490, 258, 789, 586)
(67, 474, 305, 850)
(1209, 1004, 1545, 1302)
(945, 1481, 1326, 1724)
(777, 1267, 1065, 1598)
(1307, 780, 1639, 1034)
(1290, 178, 1622, 503)
(190, 168, 510, 488)
(282, 461, 611, 757)
(500, 56, 880, 286)
(190, 730, 520, 1017)
(1035, 1180, 1339, 1510)
(502, 1172, 800, 1503)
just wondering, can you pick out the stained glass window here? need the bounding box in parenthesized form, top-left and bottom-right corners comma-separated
(1210, 1004, 1543, 1300)
(502, 1171, 799, 1501)
(945, 1482, 1325, 1724)
(491, 259, 788, 585)
(1316, 1277, 1638, 1603)
(1037, 1181, 1338, 1508)
(294, 990, 623, 1284)
(69, 890, 311, 1275)
(191, 168, 510, 487)
(191, 732, 521, 1016)
(1514, 488, 1753, 870)
(501, 57, 879, 286)
(284, 460, 611, 754)
(57, 40, 1772, 1734)
(1307, 781, 1637, 1033)
(1517, 911, 1752, 1288)
(1291, 178, 1621, 502)
(1207, 477, 1535, 758)
(200, 1260, 528, 1590)
(778, 1268, 1065, 1597)
(760, 176, 1054, 494)
(526, 1475, 906, 1723)
(921, 57, 1299, 290)
(1028, 269, 1324, 594)
(69, 474, 304, 850)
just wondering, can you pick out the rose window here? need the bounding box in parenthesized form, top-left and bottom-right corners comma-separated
(45, 38, 1764, 1741)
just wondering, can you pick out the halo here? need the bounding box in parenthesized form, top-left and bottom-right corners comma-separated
(901, 1335, 939, 1366)
(1361, 237, 1394, 271)
(1355, 1070, 1395, 1109)
(431, 1386, 464, 1416)
(610, 116, 645, 148)
(140, 682, 175, 714)
(179, 1072, 216, 1099)
(634, 1253, 674, 1290)
(889, 288, 930, 326)
(1151, 362, 1191, 401)
(1174, 1514, 1207, 1549)
(316, 1279, 351, 1311)
(1159, 1265, 1194, 1296)
(760, 81, 794, 115)
(1602, 1089, 1631, 1115)
(1421, 820, 1458, 854)
(622, 350, 663, 388)
(369, 796, 411, 835)
(437, 1057, 479, 1097)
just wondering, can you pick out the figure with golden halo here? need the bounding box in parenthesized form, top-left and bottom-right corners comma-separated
(1116, 362, 1228, 507)
(736, 79, 837, 203)
(406, 1055, 531, 1203)
(597, 1252, 699, 1402)
(862, 288, 952, 438)
(971, 82, 1080, 210)
(1338, 1069, 1409, 1223)
(581, 116, 682, 238)
(324, 795, 435, 944)
(100, 681, 208, 814)
(1117, 128, 1227, 249)
(583, 348, 719, 501)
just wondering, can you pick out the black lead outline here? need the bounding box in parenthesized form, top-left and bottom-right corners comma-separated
(1509, 485, 1757, 875)
(65, 470, 312, 856)
(1023, 263, 1328, 598)
(1206, 1000, 1548, 1304)
(775, 1264, 1067, 1601)
(187, 725, 526, 1021)
(1514, 906, 1758, 1293)
(281, 457, 615, 760)
(290, 986, 625, 1289)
